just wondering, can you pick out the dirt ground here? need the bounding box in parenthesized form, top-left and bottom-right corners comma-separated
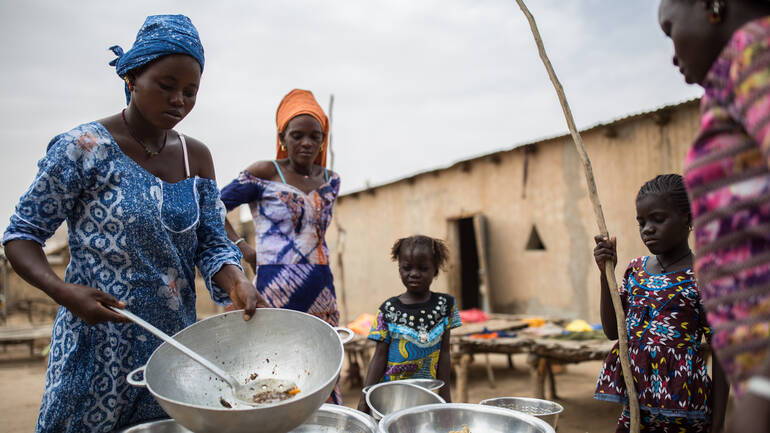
(1, 339, 625, 433)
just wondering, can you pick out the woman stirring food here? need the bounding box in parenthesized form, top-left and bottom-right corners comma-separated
(2, 15, 262, 432)
(220, 89, 342, 403)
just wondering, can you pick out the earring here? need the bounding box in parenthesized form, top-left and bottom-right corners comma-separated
(124, 77, 134, 92)
(280, 143, 286, 152)
(707, 0, 725, 24)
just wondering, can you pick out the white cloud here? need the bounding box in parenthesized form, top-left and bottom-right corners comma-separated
(0, 0, 701, 229)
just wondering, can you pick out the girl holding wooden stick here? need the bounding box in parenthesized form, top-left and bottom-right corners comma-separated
(594, 174, 728, 433)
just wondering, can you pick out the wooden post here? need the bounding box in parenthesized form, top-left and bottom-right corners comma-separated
(327, 94, 335, 172)
(326, 93, 349, 325)
(513, 1, 640, 431)
(454, 353, 472, 403)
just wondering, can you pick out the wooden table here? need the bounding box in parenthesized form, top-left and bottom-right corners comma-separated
(451, 334, 614, 402)
(0, 324, 53, 357)
(527, 338, 614, 399)
(452, 336, 535, 402)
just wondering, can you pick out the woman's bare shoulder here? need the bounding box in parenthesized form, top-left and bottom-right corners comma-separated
(180, 134, 215, 179)
(246, 160, 279, 181)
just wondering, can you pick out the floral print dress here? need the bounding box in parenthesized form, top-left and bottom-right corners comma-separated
(2, 122, 242, 433)
(595, 257, 713, 433)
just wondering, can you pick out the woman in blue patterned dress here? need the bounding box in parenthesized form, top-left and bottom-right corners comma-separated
(2, 15, 262, 433)
(220, 89, 342, 402)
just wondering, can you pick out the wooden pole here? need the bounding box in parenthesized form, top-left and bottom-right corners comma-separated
(326, 93, 349, 325)
(512, 1, 640, 431)
(327, 94, 336, 172)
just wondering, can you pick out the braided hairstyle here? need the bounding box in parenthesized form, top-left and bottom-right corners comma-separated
(391, 235, 450, 276)
(636, 174, 692, 221)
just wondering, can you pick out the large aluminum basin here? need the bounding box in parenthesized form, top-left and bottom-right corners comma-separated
(128, 309, 348, 433)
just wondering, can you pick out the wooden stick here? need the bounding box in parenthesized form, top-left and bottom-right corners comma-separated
(326, 93, 349, 325)
(327, 94, 336, 171)
(512, 1, 640, 431)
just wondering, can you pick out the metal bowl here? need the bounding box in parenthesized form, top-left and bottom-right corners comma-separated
(288, 403, 378, 433)
(379, 403, 555, 433)
(362, 378, 444, 394)
(400, 378, 444, 392)
(479, 397, 563, 429)
(113, 419, 190, 432)
(127, 309, 352, 433)
(365, 381, 446, 420)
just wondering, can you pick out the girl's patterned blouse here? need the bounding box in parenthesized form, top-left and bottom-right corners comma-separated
(368, 292, 462, 382)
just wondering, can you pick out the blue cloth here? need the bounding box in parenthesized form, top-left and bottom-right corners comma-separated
(109, 14, 204, 104)
(3, 122, 241, 432)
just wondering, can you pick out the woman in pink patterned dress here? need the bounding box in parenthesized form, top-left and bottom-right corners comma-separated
(594, 175, 728, 433)
(658, 1, 770, 432)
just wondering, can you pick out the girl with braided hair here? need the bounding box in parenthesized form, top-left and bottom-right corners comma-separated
(659, 1, 770, 431)
(594, 174, 729, 433)
(356, 235, 461, 413)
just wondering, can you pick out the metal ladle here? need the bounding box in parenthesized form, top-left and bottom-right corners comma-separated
(110, 306, 297, 408)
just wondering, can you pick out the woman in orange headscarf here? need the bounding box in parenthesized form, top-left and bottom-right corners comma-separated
(220, 89, 342, 403)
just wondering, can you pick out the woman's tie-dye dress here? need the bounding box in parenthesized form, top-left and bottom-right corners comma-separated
(220, 167, 342, 402)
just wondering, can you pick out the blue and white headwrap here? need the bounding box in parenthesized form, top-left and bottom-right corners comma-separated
(109, 14, 205, 104)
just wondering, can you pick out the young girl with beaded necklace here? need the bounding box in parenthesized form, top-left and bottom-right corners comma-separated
(357, 235, 462, 412)
(593, 174, 728, 433)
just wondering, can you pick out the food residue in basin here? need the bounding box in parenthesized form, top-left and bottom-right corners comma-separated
(251, 387, 300, 404)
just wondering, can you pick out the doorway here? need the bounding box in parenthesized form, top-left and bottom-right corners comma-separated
(447, 214, 491, 312)
(458, 217, 480, 310)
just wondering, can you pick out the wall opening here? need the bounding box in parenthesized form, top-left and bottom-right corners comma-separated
(525, 225, 546, 251)
(458, 217, 480, 309)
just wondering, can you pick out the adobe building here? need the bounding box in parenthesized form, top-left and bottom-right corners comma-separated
(325, 99, 701, 325)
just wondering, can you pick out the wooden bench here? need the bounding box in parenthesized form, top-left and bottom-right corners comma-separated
(451, 335, 614, 402)
(527, 338, 614, 399)
(0, 324, 53, 357)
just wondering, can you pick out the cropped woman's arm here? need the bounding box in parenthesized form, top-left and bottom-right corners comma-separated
(710, 352, 728, 433)
(189, 137, 263, 320)
(224, 219, 256, 273)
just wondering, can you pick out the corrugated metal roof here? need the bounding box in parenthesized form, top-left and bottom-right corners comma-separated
(340, 98, 701, 198)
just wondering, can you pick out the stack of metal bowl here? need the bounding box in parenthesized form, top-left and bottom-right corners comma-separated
(114, 420, 189, 433)
(480, 397, 563, 429)
(364, 381, 446, 420)
(115, 404, 379, 433)
(379, 403, 556, 433)
(288, 404, 377, 433)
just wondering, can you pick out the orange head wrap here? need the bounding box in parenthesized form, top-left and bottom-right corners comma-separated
(275, 89, 329, 167)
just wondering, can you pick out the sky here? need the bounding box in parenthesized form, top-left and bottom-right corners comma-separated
(0, 1, 702, 230)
